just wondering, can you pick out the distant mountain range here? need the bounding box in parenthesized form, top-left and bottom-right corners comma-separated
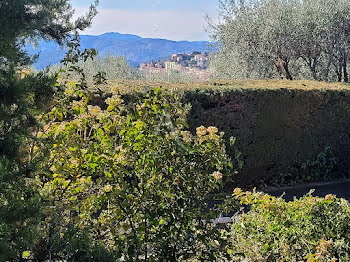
(25, 32, 211, 69)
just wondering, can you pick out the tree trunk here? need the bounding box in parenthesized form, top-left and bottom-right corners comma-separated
(274, 57, 284, 79)
(311, 70, 317, 80)
(311, 58, 318, 80)
(343, 54, 348, 83)
(274, 57, 293, 80)
(324, 58, 332, 81)
(337, 64, 343, 82)
(333, 58, 343, 82)
(304, 57, 318, 80)
(283, 60, 293, 80)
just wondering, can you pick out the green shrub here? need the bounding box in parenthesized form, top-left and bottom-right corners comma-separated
(138, 69, 199, 83)
(227, 189, 350, 261)
(37, 85, 237, 261)
(49, 55, 135, 82)
(31, 46, 242, 260)
(0, 157, 44, 260)
(271, 146, 339, 187)
(300, 146, 338, 182)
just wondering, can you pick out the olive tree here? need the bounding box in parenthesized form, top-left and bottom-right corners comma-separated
(209, 0, 350, 82)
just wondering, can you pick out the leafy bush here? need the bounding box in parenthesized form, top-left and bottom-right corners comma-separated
(300, 146, 338, 182)
(31, 45, 242, 260)
(38, 86, 235, 261)
(0, 0, 98, 258)
(49, 55, 135, 82)
(138, 69, 202, 83)
(271, 147, 339, 187)
(227, 189, 350, 261)
(0, 157, 44, 260)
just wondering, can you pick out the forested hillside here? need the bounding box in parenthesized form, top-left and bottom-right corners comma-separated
(26, 32, 209, 68)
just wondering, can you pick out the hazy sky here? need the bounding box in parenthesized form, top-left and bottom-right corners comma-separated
(71, 0, 220, 41)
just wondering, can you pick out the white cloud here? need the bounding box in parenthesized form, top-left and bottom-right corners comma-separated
(74, 8, 215, 41)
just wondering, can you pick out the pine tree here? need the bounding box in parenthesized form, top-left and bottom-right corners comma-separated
(0, 1, 98, 259)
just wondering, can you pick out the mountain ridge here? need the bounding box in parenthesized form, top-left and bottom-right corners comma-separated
(26, 32, 210, 69)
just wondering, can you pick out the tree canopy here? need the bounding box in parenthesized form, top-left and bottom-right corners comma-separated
(0, 0, 98, 66)
(210, 0, 350, 82)
(0, 0, 98, 160)
(0, 1, 98, 259)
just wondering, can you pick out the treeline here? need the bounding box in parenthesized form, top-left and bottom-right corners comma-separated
(49, 56, 203, 83)
(210, 0, 350, 82)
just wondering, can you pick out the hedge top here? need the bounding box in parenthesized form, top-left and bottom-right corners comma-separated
(105, 79, 350, 94)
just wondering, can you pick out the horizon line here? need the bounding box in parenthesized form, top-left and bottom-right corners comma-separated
(78, 31, 212, 42)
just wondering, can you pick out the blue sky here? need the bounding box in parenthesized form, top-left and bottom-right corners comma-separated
(71, 0, 220, 41)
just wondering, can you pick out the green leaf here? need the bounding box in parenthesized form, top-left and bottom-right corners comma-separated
(135, 120, 143, 129)
(135, 134, 145, 141)
(229, 136, 236, 146)
(22, 251, 31, 259)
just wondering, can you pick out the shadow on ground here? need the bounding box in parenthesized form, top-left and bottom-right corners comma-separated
(265, 179, 350, 202)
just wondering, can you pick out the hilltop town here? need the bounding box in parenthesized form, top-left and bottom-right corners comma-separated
(138, 51, 210, 81)
(139, 51, 209, 72)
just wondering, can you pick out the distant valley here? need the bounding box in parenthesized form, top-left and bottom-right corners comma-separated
(26, 32, 211, 69)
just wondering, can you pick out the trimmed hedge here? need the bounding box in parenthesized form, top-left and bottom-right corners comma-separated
(182, 81, 350, 187)
(103, 80, 350, 188)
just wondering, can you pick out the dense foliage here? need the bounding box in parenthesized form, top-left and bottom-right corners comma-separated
(1, 1, 350, 261)
(138, 69, 200, 83)
(33, 67, 236, 260)
(228, 189, 350, 261)
(210, 0, 350, 82)
(184, 83, 350, 187)
(48, 56, 207, 83)
(0, 0, 98, 66)
(50, 55, 135, 82)
(0, 0, 98, 259)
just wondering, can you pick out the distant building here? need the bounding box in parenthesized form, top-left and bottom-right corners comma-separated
(194, 53, 208, 63)
(171, 54, 178, 61)
(164, 61, 182, 71)
(139, 52, 209, 72)
(171, 53, 186, 63)
(155, 62, 163, 68)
